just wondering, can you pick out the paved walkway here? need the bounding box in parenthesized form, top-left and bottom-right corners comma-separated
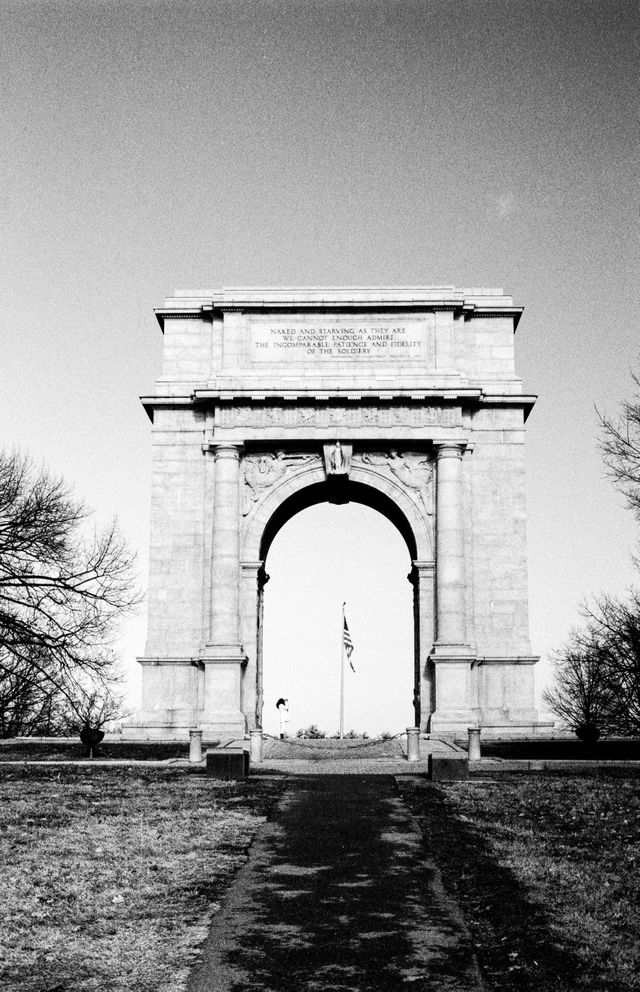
(187, 775, 483, 992)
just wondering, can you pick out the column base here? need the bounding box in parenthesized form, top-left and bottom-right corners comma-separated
(428, 643, 476, 732)
(201, 655, 247, 738)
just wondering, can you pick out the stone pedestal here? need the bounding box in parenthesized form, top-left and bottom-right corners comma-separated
(189, 729, 203, 763)
(250, 729, 264, 764)
(468, 727, 481, 761)
(406, 727, 420, 762)
(429, 756, 469, 781)
(206, 749, 248, 780)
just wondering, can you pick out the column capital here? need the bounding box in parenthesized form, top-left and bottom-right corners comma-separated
(407, 560, 435, 585)
(433, 442, 466, 459)
(212, 441, 243, 461)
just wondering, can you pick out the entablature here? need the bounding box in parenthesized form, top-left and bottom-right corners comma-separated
(140, 389, 536, 424)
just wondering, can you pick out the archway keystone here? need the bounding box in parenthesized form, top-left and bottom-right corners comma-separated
(130, 286, 541, 739)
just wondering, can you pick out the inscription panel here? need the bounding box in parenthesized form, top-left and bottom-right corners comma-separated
(249, 315, 434, 364)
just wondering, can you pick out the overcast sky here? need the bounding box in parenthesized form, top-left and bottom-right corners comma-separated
(1, 0, 638, 735)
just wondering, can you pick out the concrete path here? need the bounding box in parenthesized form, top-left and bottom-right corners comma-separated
(187, 775, 483, 992)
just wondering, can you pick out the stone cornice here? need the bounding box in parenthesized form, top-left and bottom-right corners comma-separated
(154, 287, 523, 330)
(191, 386, 483, 403)
(141, 389, 535, 410)
(475, 655, 540, 666)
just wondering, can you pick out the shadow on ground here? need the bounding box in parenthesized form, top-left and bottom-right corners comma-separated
(188, 775, 483, 992)
(400, 779, 584, 991)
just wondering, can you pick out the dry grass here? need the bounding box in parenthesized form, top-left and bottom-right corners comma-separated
(404, 773, 640, 991)
(0, 741, 188, 761)
(0, 765, 282, 992)
(264, 736, 404, 760)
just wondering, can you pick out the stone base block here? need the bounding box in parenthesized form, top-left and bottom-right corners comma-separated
(428, 756, 469, 781)
(206, 749, 249, 780)
(472, 721, 556, 739)
(125, 716, 195, 742)
(429, 714, 477, 736)
(126, 708, 246, 742)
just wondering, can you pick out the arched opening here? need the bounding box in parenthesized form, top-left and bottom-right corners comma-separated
(259, 490, 416, 738)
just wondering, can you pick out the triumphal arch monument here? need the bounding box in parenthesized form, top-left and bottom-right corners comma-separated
(130, 286, 541, 739)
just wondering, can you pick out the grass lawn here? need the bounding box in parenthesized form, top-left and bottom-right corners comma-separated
(0, 741, 189, 761)
(0, 766, 283, 992)
(402, 773, 640, 992)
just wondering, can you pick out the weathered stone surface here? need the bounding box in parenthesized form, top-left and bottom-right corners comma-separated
(127, 286, 543, 742)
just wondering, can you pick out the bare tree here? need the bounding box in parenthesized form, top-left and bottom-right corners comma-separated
(582, 593, 640, 734)
(548, 370, 640, 740)
(543, 625, 620, 742)
(0, 648, 126, 739)
(0, 651, 72, 737)
(545, 593, 640, 740)
(0, 450, 140, 732)
(599, 370, 640, 523)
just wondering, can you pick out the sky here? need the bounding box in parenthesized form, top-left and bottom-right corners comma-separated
(1, 0, 638, 735)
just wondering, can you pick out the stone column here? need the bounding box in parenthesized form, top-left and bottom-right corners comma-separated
(409, 560, 435, 732)
(207, 443, 243, 651)
(238, 560, 267, 731)
(430, 442, 475, 734)
(434, 443, 467, 646)
(255, 565, 269, 729)
(201, 442, 246, 736)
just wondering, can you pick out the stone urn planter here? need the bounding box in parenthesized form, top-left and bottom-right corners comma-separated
(575, 723, 600, 746)
(80, 724, 105, 759)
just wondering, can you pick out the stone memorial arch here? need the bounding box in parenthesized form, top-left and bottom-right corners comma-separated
(130, 287, 541, 740)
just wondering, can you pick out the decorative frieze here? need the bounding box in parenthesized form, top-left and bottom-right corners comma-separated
(219, 403, 460, 430)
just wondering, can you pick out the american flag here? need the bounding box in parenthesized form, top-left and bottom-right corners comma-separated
(343, 615, 355, 672)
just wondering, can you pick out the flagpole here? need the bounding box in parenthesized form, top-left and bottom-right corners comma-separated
(340, 601, 345, 739)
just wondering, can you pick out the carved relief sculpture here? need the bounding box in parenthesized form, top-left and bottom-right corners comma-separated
(356, 450, 434, 516)
(242, 451, 317, 514)
(323, 442, 352, 477)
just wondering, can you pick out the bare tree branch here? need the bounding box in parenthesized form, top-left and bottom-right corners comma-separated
(598, 369, 640, 522)
(0, 450, 140, 735)
(545, 592, 640, 738)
